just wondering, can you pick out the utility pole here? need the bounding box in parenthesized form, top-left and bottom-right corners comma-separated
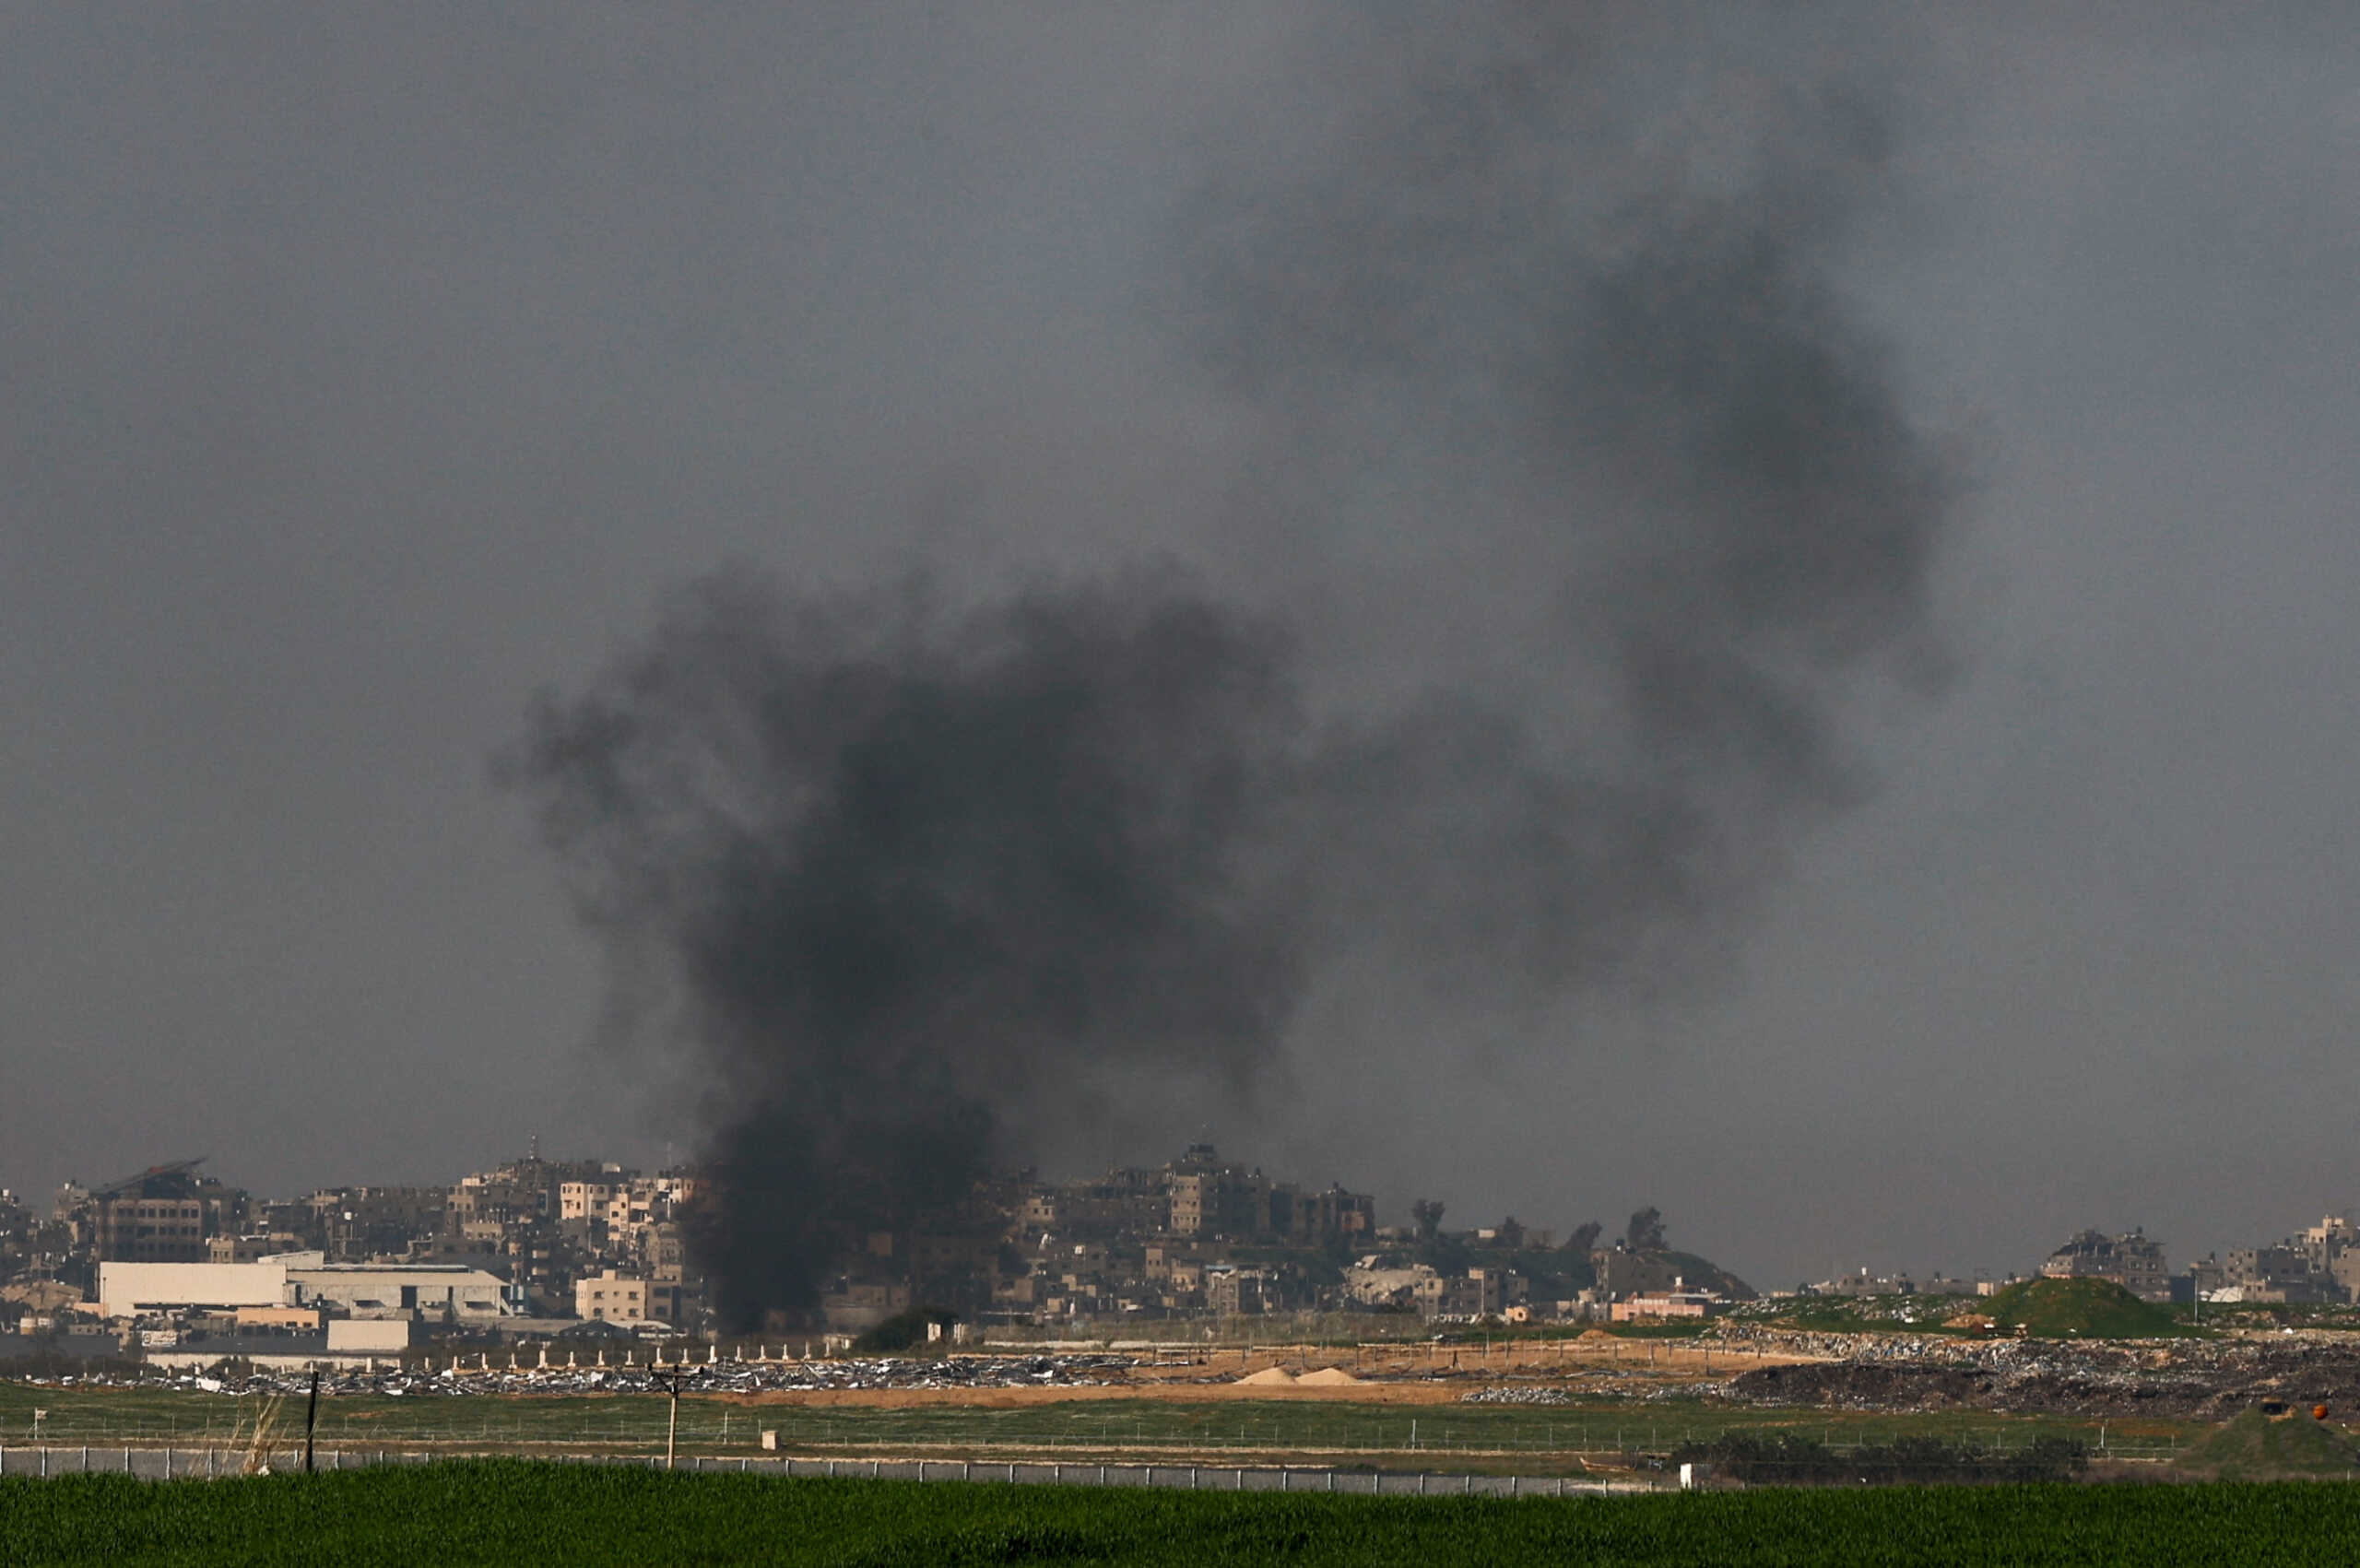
(303, 1371, 322, 1474)
(652, 1364, 700, 1471)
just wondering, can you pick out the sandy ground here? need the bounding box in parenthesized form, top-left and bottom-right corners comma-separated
(717, 1382, 1479, 1409)
(711, 1336, 1822, 1409)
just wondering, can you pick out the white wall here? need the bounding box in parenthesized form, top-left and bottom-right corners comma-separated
(288, 1267, 511, 1317)
(97, 1261, 289, 1315)
(326, 1317, 419, 1351)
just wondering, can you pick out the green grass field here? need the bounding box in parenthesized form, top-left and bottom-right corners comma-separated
(0, 1384, 2201, 1467)
(1979, 1279, 2193, 1338)
(2183, 1409, 2360, 1480)
(6, 1461, 2360, 1566)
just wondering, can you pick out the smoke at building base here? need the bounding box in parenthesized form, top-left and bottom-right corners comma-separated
(505, 21, 1964, 1328)
(506, 582, 1307, 1326)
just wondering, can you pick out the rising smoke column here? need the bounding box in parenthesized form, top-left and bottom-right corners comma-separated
(511, 12, 1965, 1325)
(506, 580, 1305, 1326)
(1186, 15, 1956, 1000)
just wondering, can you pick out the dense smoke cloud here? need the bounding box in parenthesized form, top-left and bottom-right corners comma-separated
(510, 9, 1963, 1325)
(1185, 21, 1954, 997)
(508, 581, 1303, 1323)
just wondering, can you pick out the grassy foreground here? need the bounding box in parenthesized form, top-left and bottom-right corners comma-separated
(0, 1383, 2201, 1463)
(7, 1462, 2360, 1566)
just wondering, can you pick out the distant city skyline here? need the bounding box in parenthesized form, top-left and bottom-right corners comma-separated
(10, 1138, 2356, 1303)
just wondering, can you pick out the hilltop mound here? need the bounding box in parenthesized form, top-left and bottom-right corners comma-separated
(1233, 1366, 1296, 1385)
(2181, 1408, 2360, 1480)
(1295, 1367, 1362, 1386)
(1655, 1251, 1757, 1302)
(1981, 1277, 2184, 1338)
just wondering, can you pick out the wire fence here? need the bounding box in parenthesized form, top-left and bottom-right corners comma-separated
(0, 1444, 1646, 1496)
(0, 1403, 2189, 1466)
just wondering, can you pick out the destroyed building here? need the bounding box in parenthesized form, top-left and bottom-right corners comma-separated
(2040, 1228, 2172, 1303)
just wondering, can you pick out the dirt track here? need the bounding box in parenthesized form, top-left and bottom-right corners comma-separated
(712, 1336, 1814, 1409)
(717, 1382, 1481, 1409)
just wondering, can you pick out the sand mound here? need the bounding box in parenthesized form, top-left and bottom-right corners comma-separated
(1296, 1367, 1363, 1386)
(2184, 1407, 2360, 1480)
(1234, 1366, 1298, 1385)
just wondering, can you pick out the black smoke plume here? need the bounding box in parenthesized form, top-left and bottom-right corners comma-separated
(507, 581, 1305, 1325)
(509, 18, 1964, 1326)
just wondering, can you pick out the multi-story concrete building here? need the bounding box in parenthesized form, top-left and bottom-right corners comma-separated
(208, 1232, 308, 1265)
(90, 1161, 215, 1264)
(574, 1269, 650, 1323)
(1411, 1267, 1516, 1321)
(313, 1187, 449, 1262)
(1022, 1170, 1170, 1238)
(1591, 1245, 1685, 1301)
(1168, 1148, 1274, 1239)
(1206, 1266, 1274, 1315)
(1272, 1184, 1378, 1248)
(2040, 1229, 2171, 1302)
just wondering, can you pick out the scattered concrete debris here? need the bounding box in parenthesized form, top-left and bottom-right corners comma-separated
(3, 1353, 1148, 1400)
(1462, 1387, 1573, 1405)
(1705, 1336, 2360, 1420)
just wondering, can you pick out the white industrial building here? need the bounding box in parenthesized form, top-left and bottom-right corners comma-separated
(289, 1263, 513, 1319)
(98, 1256, 516, 1322)
(97, 1260, 295, 1317)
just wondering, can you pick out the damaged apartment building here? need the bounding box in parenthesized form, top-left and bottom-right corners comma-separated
(2187, 1215, 2360, 1304)
(818, 1145, 1381, 1331)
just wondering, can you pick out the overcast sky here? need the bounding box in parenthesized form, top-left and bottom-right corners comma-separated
(4, 5, 2357, 1291)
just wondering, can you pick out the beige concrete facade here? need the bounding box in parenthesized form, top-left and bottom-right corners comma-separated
(575, 1269, 650, 1323)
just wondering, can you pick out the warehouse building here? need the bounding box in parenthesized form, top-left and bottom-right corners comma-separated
(96, 1257, 517, 1321)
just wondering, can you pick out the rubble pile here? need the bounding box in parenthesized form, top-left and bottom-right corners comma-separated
(1462, 1386, 1574, 1405)
(1709, 1337, 2360, 1420)
(6, 1353, 1146, 1399)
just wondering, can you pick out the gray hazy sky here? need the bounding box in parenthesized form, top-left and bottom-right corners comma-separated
(5, 4, 2357, 1291)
